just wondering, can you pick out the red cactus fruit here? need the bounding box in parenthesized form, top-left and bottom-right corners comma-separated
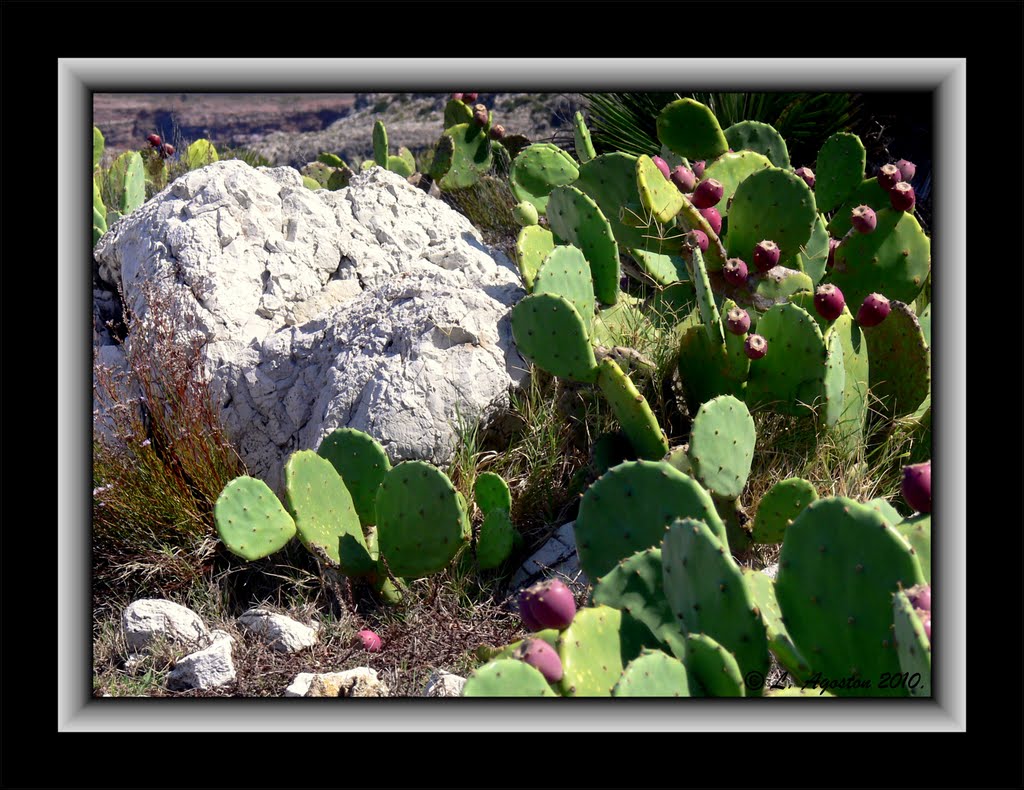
(813, 283, 846, 321)
(147, 133, 162, 147)
(691, 178, 724, 209)
(725, 307, 751, 335)
(520, 578, 576, 630)
(489, 124, 506, 140)
(794, 166, 815, 189)
(851, 204, 877, 234)
(451, 93, 464, 101)
(162, 143, 175, 157)
(752, 240, 780, 273)
(856, 293, 891, 327)
(895, 159, 917, 182)
(906, 583, 931, 614)
(518, 585, 544, 631)
(651, 156, 671, 180)
(670, 165, 696, 193)
(692, 160, 706, 179)
(744, 334, 768, 360)
(826, 237, 841, 269)
(901, 461, 931, 513)
(890, 181, 916, 212)
(698, 206, 722, 236)
(723, 257, 749, 287)
(512, 638, 564, 683)
(686, 229, 709, 253)
(357, 629, 382, 652)
(877, 163, 902, 191)
(463, 93, 479, 102)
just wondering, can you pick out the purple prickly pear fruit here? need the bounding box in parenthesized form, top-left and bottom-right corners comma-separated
(451, 93, 464, 101)
(906, 583, 931, 614)
(162, 143, 175, 157)
(698, 206, 722, 235)
(686, 229, 709, 253)
(919, 613, 931, 641)
(826, 237, 841, 269)
(522, 578, 577, 630)
(692, 160, 706, 178)
(752, 240, 780, 273)
(850, 204, 877, 234)
(890, 181, 916, 212)
(901, 460, 931, 514)
(357, 629, 382, 652)
(813, 283, 846, 321)
(723, 257, 749, 287)
(895, 159, 917, 182)
(856, 293, 891, 327)
(489, 124, 506, 140)
(651, 156, 671, 180)
(472, 104, 489, 126)
(518, 586, 544, 631)
(744, 334, 768, 360)
(794, 166, 815, 189)
(146, 133, 162, 147)
(691, 178, 724, 209)
(877, 163, 902, 191)
(725, 306, 751, 335)
(670, 165, 696, 193)
(512, 638, 564, 683)
(463, 92, 479, 102)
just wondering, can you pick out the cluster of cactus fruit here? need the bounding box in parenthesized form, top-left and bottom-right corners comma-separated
(212, 428, 518, 605)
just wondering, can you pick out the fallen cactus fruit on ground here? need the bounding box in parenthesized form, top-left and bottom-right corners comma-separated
(358, 629, 382, 652)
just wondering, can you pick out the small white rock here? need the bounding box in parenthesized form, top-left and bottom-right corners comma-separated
(238, 608, 318, 653)
(167, 631, 236, 691)
(122, 599, 211, 654)
(423, 670, 466, 697)
(285, 668, 388, 697)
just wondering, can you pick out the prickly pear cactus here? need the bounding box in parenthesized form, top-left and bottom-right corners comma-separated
(895, 515, 931, 584)
(702, 150, 773, 219)
(725, 167, 818, 265)
(752, 478, 818, 544)
(636, 154, 683, 224)
(592, 547, 674, 644)
(515, 225, 556, 292)
(687, 395, 756, 500)
(681, 632, 746, 697)
(510, 293, 599, 383)
(892, 588, 931, 697)
(723, 120, 791, 169)
(214, 476, 297, 560)
(476, 509, 515, 570)
(813, 132, 866, 214)
(438, 123, 493, 191)
(744, 302, 827, 416)
(742, 568, 811, 682)
(572, 110, 596, 163)
(185, 139, 219, 171)
(657, 99, 729, 162)
(545, 186, 620, 305)
(596, 357, 669, 461)
(474, 472, 512, 515)
(862, 300, 930, 419)
(509, 142, 579, 214)
(612, 649, 692, 697)
(317, 428, 392, 528)
(462, 659, 559, 697)
(531, 245, 597, 337)
(557, 605, 650, 696)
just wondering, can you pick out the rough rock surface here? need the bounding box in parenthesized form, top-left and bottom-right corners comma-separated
(167, 630, 237, 691)
(423, 670, 466, 697)
(94, 161, 527, 490)
(237, 608, 319, 653)
(285, 669, 388, 698)
(508, 521, 589, 596)
(122, 599, 211, 654)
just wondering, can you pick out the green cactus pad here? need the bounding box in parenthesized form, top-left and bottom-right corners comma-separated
(214, 476, 297, 561)
(317, 428, 392, 528)
(93, 126, 105, 170)
(317, 152, 346, 168)
(575, 460, 728, 579)
(661, 518, 770, 692)
(814, 132, 866, 213)
(686, 246, 724, 347)
(513, 201, 539, 227)
(744, 303, 827, 415)
(473, 472, 512, 515)
(723, 120, 791, 169)
(917, 303, 931, 348)
(301, 162, 333, 187)
(443, 99, 473, 129)
(557, 605, 650, 696)
(823, 308, 869, 447)
(545, 187, 620, 305)
(863, 300, 930, 419)
(596, 358, 669, 461)
(636, 155, 683, 224)
(386, 154, 414, 178)
(719, 299, 752, 385)
(575, 153, 683, 255)
(748, 268, 814, 313)
(865, 497, 904, 526)
(510, 293, 599, 383)
(185, 139, 218, 171)
(821, 330, 846, 428)
(726, 167, 818, 264)
(372, 120, 389, 166)
(656, 98, 729, 162)
(592, 296, 659, 348)
(676, 325, 744, 409)
(775, 497, 925, 696)
(592, 547, 675, 645)
(532, 245, 596, 337)
(702, 150, 774, 219)
(612, 649, 692, 697)
(572, 110, 596, 163)
(895, 515, 931, 584)
(515, 225, 555, 292)
(397, 146, 415, 172)
(283, 450, 366, 567)
(752, 478, 818, 545)
(375, 461, 470, 579)
(360, 160, 375, 171)
(675, 197, 728, 271)
(687, 395, 756, 500)
(438, 123, 493, 190)
(682, 632, 745, 697)
(476, 508, 514, 570)
(509, 143, 579, 215)
(428, 134, 455, 181)
(830, 208, 931, 308)
(826, 178, 892, 237)
(792, 212, 831, 286)
(106, 151, 146, 215)
(629, 249, 688, 286)
(462, 659, 559, 697)
(892, 589, 931, 697)
(327, 166, 353, 191)
(662, 445, 692, 476)
(743, 568, 812, 682)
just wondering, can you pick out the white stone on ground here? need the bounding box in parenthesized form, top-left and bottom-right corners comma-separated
(122, 599, 211, 654)
(285, 668, 388, 697)
(167, 630, 236, 691)
(237, 608, 319, 653)
(423, 670, 466, 697)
